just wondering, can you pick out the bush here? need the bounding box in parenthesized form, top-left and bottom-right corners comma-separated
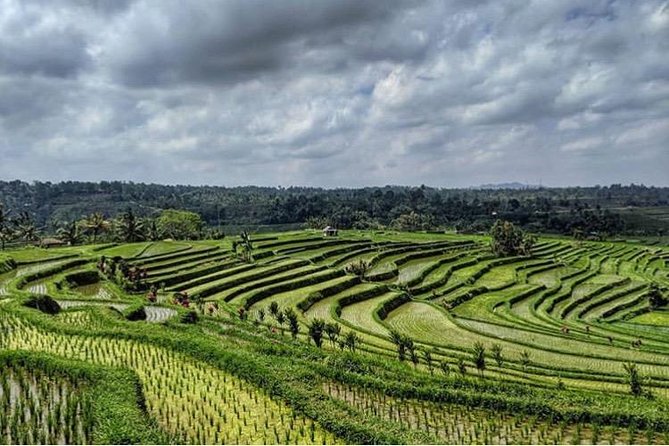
(180, 310, 199, 324)
(22, 294, 61, 314)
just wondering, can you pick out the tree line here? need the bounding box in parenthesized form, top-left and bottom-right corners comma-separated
(1, 180, 668, 239)
(0, 204, 209, 248)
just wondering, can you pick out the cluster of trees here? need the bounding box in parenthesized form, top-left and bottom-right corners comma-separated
(0, 206, 40, 249)
(1, 181, 667, 238)
(490, 220, 536, 257)
(0, 204, 207, 248)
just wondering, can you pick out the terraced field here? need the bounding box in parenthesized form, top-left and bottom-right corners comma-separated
(0, 231, 668, 444)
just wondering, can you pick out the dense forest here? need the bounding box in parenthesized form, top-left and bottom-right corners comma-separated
(1, 181, 668, 239)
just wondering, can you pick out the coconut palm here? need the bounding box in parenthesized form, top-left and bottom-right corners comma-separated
(473, 342, 486, 378)
(491, 344, 503, 368)
(422, 349, 434, 375)
(389, 330, 407, 361)
(0, 204, 13, 250)
(12, 211, 39, 243)
(83, 213, 109, 243)
(57, 220, 81, 246)
(269, 302, 280, 319)
(623, 362, 642, 396)
(344, 332, 359, 352)
(117, 208, 144, 242)
(324, 322, 341, 347)
(145, 218, 162, 241)
(284, 308, 299, 339)
(308, 319, 326, 348)
(239, 231, 253, 262)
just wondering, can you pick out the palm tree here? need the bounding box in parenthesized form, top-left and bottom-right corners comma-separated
(457, 358, 467, 376)
(83, 213, 109, 243)
(0, 204, 13, 250)
(275, 311, 286, 335)
(57, 221, 81, 246)
(400, 336, 417, 367)
(473, 342, 486, 378)
(269, 302, 280, 319)
(344, 332, 359, 352)
(389, 330, 406, 361)
(117, 208, 144, 242)
(12, 211, 38, 243)
(145, 219, 162, 241)
(308, 319, 326, 348)
(284, 308, 299, 339)
(325, 322, 341, 347)
(239, 231, 253, 262)
(520, 350, 531, 371)
(623, 362, 642, 396)
(491, 343, 503, 368)
(422, 349, 434, 375)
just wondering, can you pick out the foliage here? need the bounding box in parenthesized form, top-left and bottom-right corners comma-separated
(3, 181, 664, 238)
(308, 318, 326, 348)
(472, 342, 486, 377)
(623, 363, 643, 397)
(56, 220, 81, 245)
(491, 343, 504, 368)
(344, 259, 370, 278)
(490, 220, 535, 256)
(391, 211, 435, 232)
(284, 308, 300, 339)
(116, 208, 145, 243)
(156, 209, 203, 240)
(647, 284, 668, 309)
(82, 213, 110, 243)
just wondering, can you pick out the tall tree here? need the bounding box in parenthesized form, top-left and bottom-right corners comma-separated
(0, 204, 12, 250)
(473, 342, 486, 378)
(12, 211, 39, 243)
(623, 362, 643, 396)
(156, 209, 203, 240)
(389, 330, 407, 361)
(284, 308, 299, 339)
(83, 213, 109, 243)
(308, 318, 326, 348)
(238, 231, 253, 262)
(57, 221, 81, 246)
(117, 208, 144, 242)
(325, 322, 341, 347)
(490, 220, 535, 256)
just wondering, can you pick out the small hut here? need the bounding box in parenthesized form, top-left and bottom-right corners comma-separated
(322, 226, 338, 237)
(39, 238, 66, 248)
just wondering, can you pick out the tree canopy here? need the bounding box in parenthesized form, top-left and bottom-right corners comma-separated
(156, 209, 203, 240)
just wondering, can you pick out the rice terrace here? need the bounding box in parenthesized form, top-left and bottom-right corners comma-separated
(0, 219, 668, 444)
(1, 0, 668, 444)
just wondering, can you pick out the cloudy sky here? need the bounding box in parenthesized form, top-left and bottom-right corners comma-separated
(0, 0, 667, 188)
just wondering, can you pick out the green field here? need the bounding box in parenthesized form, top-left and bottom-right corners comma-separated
(0, 231, 668, 444)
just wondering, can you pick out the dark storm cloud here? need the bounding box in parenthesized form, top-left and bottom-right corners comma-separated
(104, 0, 416, 87)
(0, 0, 667, 187)
(0, 3, 91, 78)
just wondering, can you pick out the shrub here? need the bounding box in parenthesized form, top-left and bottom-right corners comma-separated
(180, 310, 199, 324)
